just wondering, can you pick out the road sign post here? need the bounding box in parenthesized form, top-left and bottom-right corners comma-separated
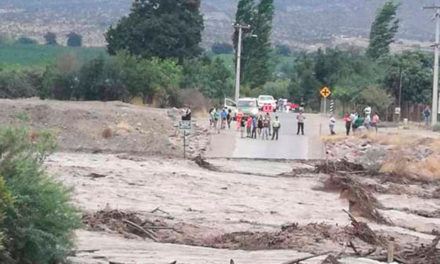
(320, 86, 332, 115)
(183, 130, 187, 159)
(319, 86, 332, 136)
(179, 120, 191, 159)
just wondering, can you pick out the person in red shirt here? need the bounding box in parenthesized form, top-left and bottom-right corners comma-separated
(236, 109, 243, 131)
(246, 116, 252, 138)
(371, 112, 380, 133)
(343, 111, 351, 136)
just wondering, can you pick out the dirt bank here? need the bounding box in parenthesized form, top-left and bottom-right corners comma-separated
(0, 98, 209, 157)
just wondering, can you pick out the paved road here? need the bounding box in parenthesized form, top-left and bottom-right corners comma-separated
(207, 112, 326, 160)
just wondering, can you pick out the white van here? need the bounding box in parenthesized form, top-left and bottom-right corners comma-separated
(257, 95, 277, 111)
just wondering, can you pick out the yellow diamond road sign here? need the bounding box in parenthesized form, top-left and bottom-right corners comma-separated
(320, 86, 331, 98)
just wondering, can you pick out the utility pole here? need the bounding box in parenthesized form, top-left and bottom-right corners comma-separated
(398, 67, 403, 122)
(424, 6, 440, 126)
(233, 23, 251, 103)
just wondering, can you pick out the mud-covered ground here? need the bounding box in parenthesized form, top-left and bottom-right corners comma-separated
(13, 99, 438, 263)
(44, 153, 440, 264)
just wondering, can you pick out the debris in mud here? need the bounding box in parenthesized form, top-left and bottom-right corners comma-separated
(404, 209, 440, 219)
(321, 255, 341, 264)
(281, 252, 334, 264)
(396, 236, 440, 264)
(87, 173, 107, 179)
(315, 159, 364, 174)
(83, 209, 177, 242)
(318, 173, 390, 224)
(344, 210, 387, 247)
(208, 223, 350, 252)
(193, 155, 218, 171)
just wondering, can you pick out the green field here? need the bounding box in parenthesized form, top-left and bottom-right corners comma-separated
(0, 44, 107, 70)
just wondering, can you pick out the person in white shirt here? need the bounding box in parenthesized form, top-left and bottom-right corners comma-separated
(296, 111, 306, 135)
(329, 114, 336, 135)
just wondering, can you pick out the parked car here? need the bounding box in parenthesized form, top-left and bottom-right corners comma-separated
(257, 95, 277, 111)
(223, 98, 238, 119)
(224, 98, 237, 114)
(237, 98, 259, 117)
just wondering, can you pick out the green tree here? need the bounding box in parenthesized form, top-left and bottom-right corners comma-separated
(205, 58, 233, 100)
(115, 51, 182, 105)
(66, 32, 83, 47)
(359, 85, 393, 114)
(106, 0, 204, 62)
(288, 53, 322, 106)
(43, 32, 57, 45)
(366, 1, 400, 59)
(77, 56, 129, 101)
(0, 128, 81, 263)
(247, 0, 275, 88)
(233, 0, 255, 50)
(233, 0, 255, 85)
(381, 51, 433, 104)
(181, 56, 232, 103)
(263, 79, 289, 98)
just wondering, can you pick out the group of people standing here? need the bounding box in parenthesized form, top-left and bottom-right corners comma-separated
(209, 108, 233, 131)
(208, 107, 311, 141)
(341, 108, 380, 136)
(235, 111, 281, 140)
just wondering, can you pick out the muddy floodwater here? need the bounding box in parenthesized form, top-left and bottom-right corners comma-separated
(45, 153, 440, 264)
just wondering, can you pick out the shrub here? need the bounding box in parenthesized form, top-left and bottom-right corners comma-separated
(0, 128, 81, 264)
(102, 128, 113, 139)
(0, 175, 13, 262)
(15, 36, 38, 45)
(0, 70, 37, 99)
(14, 111, 28, 122)
(66, 32, 82, 47)
(44, 32, 57, 45)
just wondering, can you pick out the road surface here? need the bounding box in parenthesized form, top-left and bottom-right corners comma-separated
(207, 112, 326, 160)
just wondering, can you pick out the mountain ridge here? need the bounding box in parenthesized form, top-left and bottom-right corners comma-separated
(0, 0, 437, 48)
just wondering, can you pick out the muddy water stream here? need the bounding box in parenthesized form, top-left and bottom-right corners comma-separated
(46, 153, 439, 264)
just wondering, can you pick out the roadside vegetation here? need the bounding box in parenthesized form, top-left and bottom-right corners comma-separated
(0, 128, 81, 263)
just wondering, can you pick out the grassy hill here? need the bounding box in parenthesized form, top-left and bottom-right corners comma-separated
(0, 44, 107, 69)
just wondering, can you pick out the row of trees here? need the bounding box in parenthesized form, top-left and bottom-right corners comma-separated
(2, 32, 84, 47)
(283, 49, 432, 114)
(45, 32, 83, 47)
(0, 51, 233, 106)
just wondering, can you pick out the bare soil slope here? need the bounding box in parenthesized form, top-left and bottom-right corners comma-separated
(0, 98, 207, 157)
